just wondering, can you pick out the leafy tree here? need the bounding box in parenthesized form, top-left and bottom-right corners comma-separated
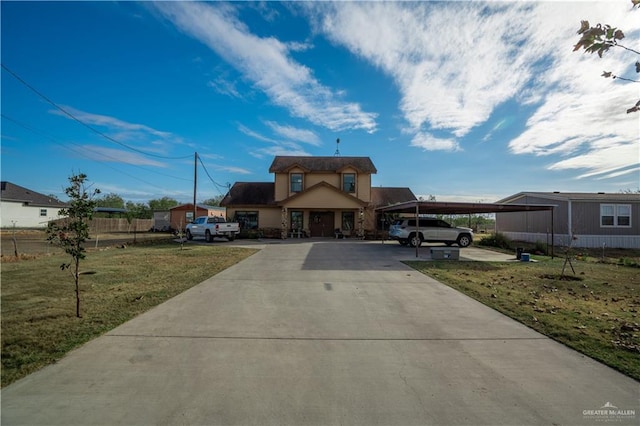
(125, 201, 152, 219)
(201, 196, 224, 206)
(95, 193, 125, 209)
(574, 0, 640, 113)
(148, 196, 179, 211)
(46, 173, 100, 318)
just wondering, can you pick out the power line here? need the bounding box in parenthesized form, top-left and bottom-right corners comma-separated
(196, 153, 230, 197)
(1, 63, 193, 161)
(1, 113, 192, 189)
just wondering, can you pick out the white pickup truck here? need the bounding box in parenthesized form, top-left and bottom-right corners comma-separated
(185, 216, 240, 242)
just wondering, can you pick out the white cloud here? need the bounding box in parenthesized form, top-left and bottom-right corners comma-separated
(548, 142, 639, 179)
(411, 132, 460, 152)
(214, 165, 252, 175)
(308, 2, 539, 137)
(264, 121, 321, 146)
(52, 106, 173, 139)
(207, 76, 243, 99)
(50, 105, 188, 161)
(153, 2, 377, 133)
(237, 123, 279, 143)
(79, 145, 166, 167)
(238, 123, 311, 158)
(250, 145, 311, 159)
(305, 1, 639, 175)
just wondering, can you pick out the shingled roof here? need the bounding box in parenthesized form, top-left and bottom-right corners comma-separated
(1, 181, 67, 208)
(220, 182, 275, 206)
(371, 187, 417, 207)
(269, 156, 377, 174)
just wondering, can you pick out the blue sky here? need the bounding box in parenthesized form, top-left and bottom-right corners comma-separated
(2, 1, 639, 205)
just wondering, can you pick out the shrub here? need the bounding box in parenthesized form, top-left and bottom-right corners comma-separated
(478, 232, 512, 250)
(618, 257, 640, 268)
(533, 240, 547, 255)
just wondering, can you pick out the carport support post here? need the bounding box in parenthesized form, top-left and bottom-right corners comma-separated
(415, 204, 419, 258)
(551, 209, 555, 259)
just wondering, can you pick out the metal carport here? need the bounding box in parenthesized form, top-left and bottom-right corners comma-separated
(375, 200, 556, 258)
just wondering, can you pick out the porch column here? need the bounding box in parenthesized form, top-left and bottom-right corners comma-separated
(358, 207, 364, 239)
(281, 207, 288, 239)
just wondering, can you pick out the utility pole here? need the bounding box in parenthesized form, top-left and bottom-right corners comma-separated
(193, 152, 198, 221)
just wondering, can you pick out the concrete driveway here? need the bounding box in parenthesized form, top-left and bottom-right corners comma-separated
(2, 240, 638, 425)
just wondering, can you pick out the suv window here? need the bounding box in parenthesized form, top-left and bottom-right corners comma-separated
(404, 219, 438, 228)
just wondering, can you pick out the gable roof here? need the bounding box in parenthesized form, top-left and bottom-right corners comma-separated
(220, 182, 275, 206)
(277, 181, 367, 206)
(269, 156, 377, 174)
(371, 187, 417, 208)
(497, 191, 640, 203)
(0, 181, 67, 208)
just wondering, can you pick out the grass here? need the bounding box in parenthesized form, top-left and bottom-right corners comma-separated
(1, 242, 258, 387)
(405, 255, 640, 381)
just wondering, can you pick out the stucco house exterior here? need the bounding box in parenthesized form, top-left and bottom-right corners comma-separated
(495, 192, 640, 248)
(0, 181, 68, 228)
(221, 156, 416, 238)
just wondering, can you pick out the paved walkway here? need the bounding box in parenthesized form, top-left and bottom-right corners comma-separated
(2, 240, 638, 425)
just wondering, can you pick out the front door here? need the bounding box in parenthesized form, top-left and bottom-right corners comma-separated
(309, 211, 334, 237)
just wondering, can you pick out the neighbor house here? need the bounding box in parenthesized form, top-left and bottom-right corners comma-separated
(169, 203, 226, 231)
(495, 192, 640, 248)
(221, 156, 416, 238)
(0, 181, 68, 228)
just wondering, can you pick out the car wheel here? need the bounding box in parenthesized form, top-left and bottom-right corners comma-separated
(409, 233, 422, 248)
(457, 234, 472, 247)
(186, 230, 193, 240)
(205, 230, 213, 242)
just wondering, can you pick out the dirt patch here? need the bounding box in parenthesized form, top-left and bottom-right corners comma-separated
(539, 273, 584, 281)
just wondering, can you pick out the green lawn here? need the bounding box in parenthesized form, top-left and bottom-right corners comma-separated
(1, 242, 258, 387)
(405, 256, 640, 381)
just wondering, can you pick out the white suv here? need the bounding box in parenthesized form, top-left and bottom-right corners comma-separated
(389, 218, 473, 248)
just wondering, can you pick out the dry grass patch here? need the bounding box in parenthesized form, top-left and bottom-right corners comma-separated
(405, 256, 640, 381)
(1, 242, 258, 387)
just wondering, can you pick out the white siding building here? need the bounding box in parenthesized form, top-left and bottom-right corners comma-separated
(1, 182, 68, 228)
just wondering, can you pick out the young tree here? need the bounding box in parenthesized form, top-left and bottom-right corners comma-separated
(574, 0, 640, 113)
(46, 173, 100, 318)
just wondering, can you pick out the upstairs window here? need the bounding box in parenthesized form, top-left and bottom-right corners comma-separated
(290, 173, 303, 193)
(601, 204, 631, 227)
(342, 173, 356, 193)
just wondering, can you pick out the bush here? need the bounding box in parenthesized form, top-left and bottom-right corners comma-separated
(533, 240, 547, 256)
(478, 232, 512, 250)
(618, 257, 640, 268)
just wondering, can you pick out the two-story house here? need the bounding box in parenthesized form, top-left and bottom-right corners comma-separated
(221, 156, 416, 238)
